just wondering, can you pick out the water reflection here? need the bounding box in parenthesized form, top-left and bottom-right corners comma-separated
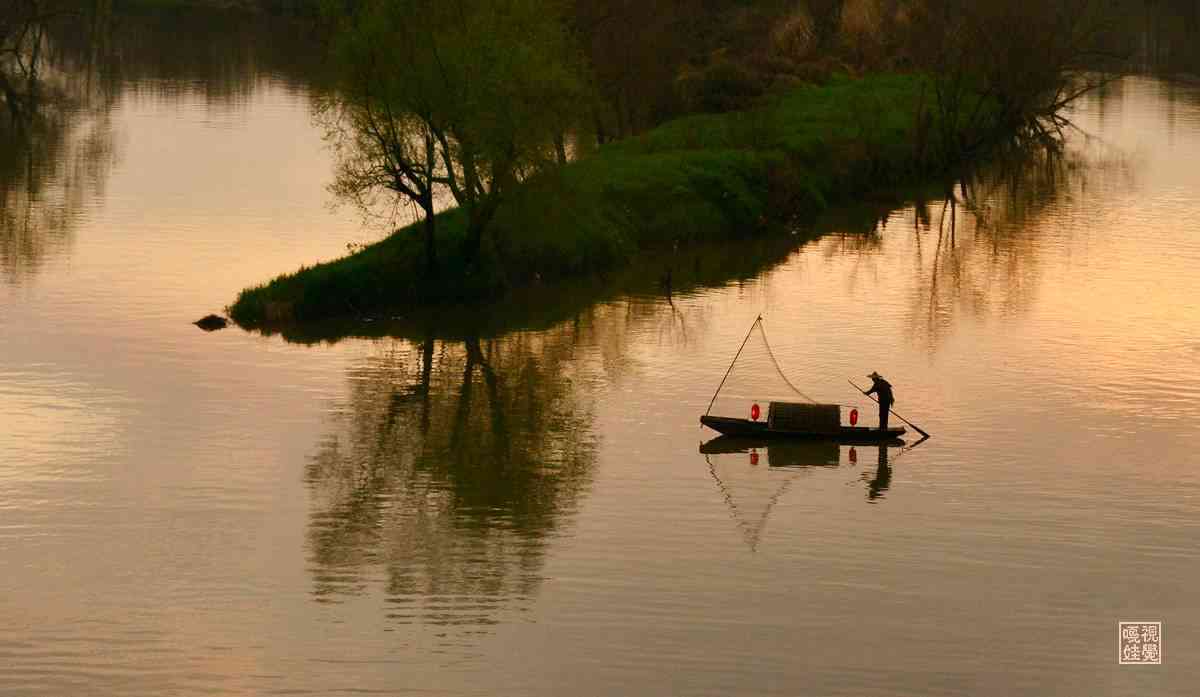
(49, 4, 327, 101)
(701, 437, 906, 549)
(306, 321, 601, 632)
(876, 143, 1134, 347)
(864, 444, 891, 502)
(699, 436, 842, 466)
(0, 4, 324, 285)
(0, 104, 120, 280)
(0, 4, 116, 283)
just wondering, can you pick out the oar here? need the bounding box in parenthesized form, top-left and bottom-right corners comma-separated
(848, 379, 931, 439)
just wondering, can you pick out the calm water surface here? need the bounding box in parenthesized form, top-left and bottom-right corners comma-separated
(1, 13, 1198, 696)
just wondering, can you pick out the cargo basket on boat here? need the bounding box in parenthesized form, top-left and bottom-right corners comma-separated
(767, 402, 840, 434)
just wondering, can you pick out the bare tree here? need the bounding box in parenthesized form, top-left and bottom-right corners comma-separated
(318, 0, 591, 271)
(0, 0, 69, 122)
(906, 0, 1124, 160)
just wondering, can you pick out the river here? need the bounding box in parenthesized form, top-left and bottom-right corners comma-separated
(1, 9, 1198, 696)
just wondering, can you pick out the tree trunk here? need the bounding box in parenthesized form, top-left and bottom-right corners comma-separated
(463, 209, 485, 264)
(594, 114, 608, 146)
(462, 195, 502, 264)
(0, 77, 22, 124)
(554, 132, 568, 165)
(421, 193, 437, 273)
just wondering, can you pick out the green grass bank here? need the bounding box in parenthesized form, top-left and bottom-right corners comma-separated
(231, 73, 978, 326)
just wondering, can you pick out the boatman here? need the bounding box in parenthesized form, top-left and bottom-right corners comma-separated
(864, 371, 895, 432)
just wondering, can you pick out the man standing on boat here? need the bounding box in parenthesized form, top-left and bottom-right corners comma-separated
(864, 371, 895, 432)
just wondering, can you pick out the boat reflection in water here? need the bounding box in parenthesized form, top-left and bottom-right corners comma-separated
(701, 436, 910, 549)
(700, 436, 844, 466)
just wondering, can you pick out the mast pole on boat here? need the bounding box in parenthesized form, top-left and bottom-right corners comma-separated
(705, 315, 762, 416)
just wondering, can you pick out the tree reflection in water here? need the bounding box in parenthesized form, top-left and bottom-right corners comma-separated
(805, 129, 1135, 350)
(305, 315, 610, 632)
(903, 143, 1132, 346)
(822, 138, 1132, 348)
(0, 4, 117, 284)
(0, 3, 324, 284)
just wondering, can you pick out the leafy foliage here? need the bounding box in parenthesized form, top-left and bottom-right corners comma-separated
(316, 0, 591, 270)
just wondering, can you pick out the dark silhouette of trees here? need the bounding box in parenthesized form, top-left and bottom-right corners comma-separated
(902, 0, 1124, 159)
(316, 0, 592, 271)
(1, 0, 75, 122)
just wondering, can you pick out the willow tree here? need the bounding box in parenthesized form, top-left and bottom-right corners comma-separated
(316, 0, 590, 272)
(903, 0, 1122, 160)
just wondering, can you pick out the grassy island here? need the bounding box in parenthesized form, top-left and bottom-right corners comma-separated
(230, 72, 987, 325)
(229, 0, 1115, 328)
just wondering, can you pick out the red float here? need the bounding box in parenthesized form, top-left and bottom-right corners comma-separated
(849, 408, 859, 426)
(749, 451, 759, 466)
(750, 403, 761, 421)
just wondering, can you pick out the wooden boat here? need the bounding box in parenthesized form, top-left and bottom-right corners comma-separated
(701, 317, 926, 444)
(700, 414, 905, 443)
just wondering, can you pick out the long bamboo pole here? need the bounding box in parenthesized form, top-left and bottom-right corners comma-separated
(705, 315, 761, 416)
(848, 379, 931, 439)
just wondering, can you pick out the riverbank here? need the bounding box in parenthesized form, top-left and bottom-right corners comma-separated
(231, 73, 981, 326)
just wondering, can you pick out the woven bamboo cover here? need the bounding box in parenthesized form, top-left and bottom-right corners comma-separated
(768, 402, 840, 433)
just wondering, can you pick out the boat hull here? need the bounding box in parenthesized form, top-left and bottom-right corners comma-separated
(700, 415, 905, 443)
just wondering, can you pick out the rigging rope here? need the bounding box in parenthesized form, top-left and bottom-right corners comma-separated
(706, 315, 816, 416)
(755, 319, 816, 403)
